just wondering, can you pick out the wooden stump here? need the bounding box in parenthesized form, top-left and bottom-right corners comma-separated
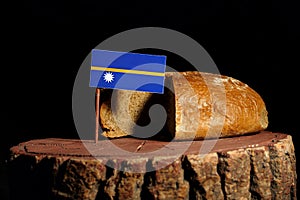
(9, 131, 297, 200)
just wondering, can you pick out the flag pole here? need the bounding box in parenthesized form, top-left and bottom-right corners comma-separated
(95, 88, 100, 143)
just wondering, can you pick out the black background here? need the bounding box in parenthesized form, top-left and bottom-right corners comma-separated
(2, 0, 300, 198)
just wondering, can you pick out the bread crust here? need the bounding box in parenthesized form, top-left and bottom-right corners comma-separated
(171, 71, 268, 140)
(100, 71, 268, 140)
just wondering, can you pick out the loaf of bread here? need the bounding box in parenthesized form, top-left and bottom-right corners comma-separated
(99, 71, 268, 140)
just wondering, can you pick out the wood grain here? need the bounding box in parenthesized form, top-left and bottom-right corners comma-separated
(9, 132, 297, 199)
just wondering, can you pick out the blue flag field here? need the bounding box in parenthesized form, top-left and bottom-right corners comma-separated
(89, 49, 166, 94)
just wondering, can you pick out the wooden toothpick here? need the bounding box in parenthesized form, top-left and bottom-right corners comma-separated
(95, 88, 100, 143)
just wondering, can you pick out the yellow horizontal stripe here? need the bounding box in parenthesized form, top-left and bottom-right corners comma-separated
(91, 66, 165, 77)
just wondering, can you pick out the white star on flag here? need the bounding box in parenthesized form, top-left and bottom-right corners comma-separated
(103, 72, 114, 83)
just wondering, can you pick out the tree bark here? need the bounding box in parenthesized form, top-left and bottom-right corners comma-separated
(9, 131, 297, 200)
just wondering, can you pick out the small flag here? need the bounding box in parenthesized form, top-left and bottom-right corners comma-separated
(89, 49, 166, 94)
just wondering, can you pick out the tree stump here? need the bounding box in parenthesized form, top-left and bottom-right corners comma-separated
(9, 131, 297, 200)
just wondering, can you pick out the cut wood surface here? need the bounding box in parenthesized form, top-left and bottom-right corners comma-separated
(9, 131, 297, 199)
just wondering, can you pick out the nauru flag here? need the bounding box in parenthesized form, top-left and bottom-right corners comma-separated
(89, 49, 166, 94)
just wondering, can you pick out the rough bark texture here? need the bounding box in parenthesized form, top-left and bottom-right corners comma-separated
(9, 132, 297, 200)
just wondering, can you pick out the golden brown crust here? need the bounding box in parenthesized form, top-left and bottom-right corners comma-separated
(100, 71, 268, 140)
(172, 71, 268, 139)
